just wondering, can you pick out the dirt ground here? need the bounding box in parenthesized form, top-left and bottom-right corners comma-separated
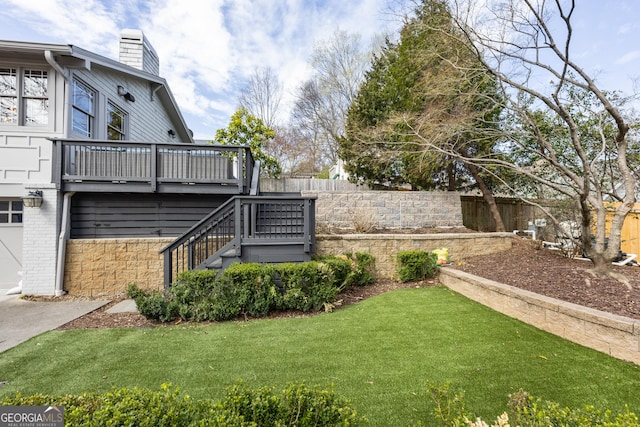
(54, 234, 640, 330)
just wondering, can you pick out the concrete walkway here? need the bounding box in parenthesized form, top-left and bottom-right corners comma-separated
(0, 290, 110, 353)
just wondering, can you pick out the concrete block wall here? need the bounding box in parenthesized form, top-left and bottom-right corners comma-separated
(64, 237, 172, 296)
(21, 186, 60, 295)
(316, 232, 512, 279)
(440, 268, 640, 365)
(302, 191, 463, 230)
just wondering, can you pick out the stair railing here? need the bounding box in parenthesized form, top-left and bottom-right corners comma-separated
(160, 195, 316, 289)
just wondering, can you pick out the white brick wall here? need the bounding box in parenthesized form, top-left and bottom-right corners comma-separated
(119, 29, 159, 76)
(21, 186, 60, 295)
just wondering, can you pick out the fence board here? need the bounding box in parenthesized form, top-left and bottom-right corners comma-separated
(260, 178, 368, 193)
(461, 196, 546, 232)
(606, 203, 640, 255)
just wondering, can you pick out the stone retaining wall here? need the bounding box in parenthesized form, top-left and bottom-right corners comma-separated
(64, 238, 172, 296)
(303, 191, 463, 230)
(439, 268, 640, 365)
(316, 232, 512, 279)
(63, 233, 512, 295)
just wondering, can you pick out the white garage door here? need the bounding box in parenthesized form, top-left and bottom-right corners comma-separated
(0, 200, 24, 289)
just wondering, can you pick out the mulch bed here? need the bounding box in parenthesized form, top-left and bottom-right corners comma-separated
(450, 237, 640, 320)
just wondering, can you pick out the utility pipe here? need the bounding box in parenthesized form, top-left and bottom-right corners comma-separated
(55, 192, 74, 296)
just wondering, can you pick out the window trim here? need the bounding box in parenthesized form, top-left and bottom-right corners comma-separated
(71, 78, 96, 138)
(106, 100, 128, 140)
(22, 69, 49, 126)
(0, 199, 24, 225)
(0, 66, 50, 127)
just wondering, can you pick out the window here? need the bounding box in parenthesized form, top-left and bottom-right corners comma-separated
(72, 79, 95, 137)
(0, 68, 48, 126)
(0, 200, 23, 224)
(23, 70, 49, 125)
(107, 101, 127, 140)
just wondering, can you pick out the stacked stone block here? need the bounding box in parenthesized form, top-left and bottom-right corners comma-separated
(64, 238, 172, 296)
(303, 191, 463, 230)
(316, 232, 512, 279)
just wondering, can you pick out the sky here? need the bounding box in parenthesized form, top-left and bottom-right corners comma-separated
(0, 0, 638, 140)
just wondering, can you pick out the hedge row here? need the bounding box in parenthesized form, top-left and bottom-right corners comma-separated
(2, 382, 364, 426)
(129, 253, 375, 322)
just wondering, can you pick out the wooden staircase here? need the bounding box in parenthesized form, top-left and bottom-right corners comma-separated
(159, 193, 316, 288)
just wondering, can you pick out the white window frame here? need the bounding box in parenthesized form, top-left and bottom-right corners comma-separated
(0, 67, 49, 127)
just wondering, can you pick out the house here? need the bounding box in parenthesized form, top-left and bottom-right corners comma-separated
(0, 30, 315, 296)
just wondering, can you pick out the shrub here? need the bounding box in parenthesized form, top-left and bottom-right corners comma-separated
(127, 285, 176, 322)
(222, 381, 364, 426)
(131, 255, 373, 323)
(352, 252, 376, 286)
(396, 250, 438, 282)
(219, 263, 278, 318)
(418, 382, 640, 427)
(315, 255, 353, 288)
(274, 262, 339, 312)
(315, 252, 376, 287)
(1, 384, 214, 426)
(1, 383, 364, 427)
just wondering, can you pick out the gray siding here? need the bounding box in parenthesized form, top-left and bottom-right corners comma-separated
(71, 68, 184, 143)
(70, 193, 231, 238)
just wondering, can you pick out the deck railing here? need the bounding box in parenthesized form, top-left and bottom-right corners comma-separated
(160, 195, 316, 287)
(51, 139, 255, 194)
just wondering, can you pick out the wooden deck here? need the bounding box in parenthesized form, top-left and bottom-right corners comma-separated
(52, 139, 255, 194)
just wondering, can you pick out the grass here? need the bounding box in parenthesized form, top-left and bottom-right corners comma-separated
(1, 286, 640, 426)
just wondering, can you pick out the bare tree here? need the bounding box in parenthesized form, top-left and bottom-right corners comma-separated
(269, 125, 324, 177)
(238, 67, 283, 129)
(290, 29, 374, 170)
(436, 0, 639, 276)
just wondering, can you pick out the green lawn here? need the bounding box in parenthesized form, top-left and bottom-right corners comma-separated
(1, 286, 639, 426)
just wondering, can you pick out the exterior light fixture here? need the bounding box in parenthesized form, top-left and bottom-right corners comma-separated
(167, 129, 176, 137)
(23, 190, 43, 208)
(117, 85, 135, 102)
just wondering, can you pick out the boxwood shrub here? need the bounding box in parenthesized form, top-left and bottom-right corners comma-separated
(128, 253, 375, 323)
(396, 250, 438, 282)
(2, 382, 364, 426)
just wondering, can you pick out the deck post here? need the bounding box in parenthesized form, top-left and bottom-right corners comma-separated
(163, 250, 172, 290)
(150, 144, 157, 192)
(235, 197, 243, 256)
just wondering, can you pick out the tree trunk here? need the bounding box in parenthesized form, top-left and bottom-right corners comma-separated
(465, 162, 505, 232)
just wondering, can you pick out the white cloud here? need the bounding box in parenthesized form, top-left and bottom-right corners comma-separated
(615, 50, 640, 65)
(0, 0, 404, 138)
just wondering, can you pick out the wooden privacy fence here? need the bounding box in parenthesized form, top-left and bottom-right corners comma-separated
(606, 203, 640, 256)
(461, 196, 547, 232)
(463, 196, 640, 255)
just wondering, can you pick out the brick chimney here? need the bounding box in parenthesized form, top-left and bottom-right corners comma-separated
(119, 29, 159, 75)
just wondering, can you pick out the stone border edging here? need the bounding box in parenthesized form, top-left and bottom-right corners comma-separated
(439, 267, 640, 365)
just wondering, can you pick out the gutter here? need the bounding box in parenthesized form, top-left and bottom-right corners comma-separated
(55, 192, 75, 296)
(44, 50, 68, 81)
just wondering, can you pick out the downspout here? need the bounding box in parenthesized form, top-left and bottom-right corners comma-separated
(44, 50, 68, 81)
(47, 48, 71, 296)
(55, 192, 75, 296)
